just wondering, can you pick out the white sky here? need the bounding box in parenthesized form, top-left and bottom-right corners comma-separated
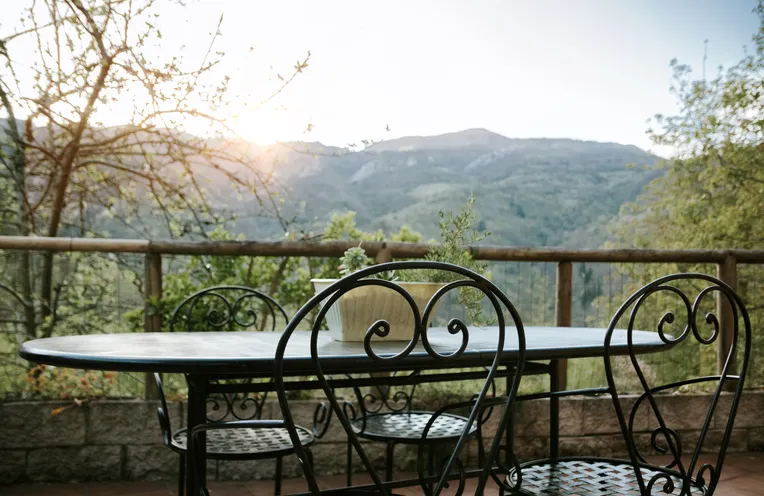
(1, 0, 760, 153)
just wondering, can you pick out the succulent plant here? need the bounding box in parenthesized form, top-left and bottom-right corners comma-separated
(338, 246, 372, 276)
(338, 246, 398, 281)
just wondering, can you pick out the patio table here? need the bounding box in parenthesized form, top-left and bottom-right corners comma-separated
(19, 326, 667, 495)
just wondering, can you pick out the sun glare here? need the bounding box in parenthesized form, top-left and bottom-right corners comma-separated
(228, 107, 301, 146)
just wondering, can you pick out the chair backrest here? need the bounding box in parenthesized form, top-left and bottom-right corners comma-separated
(604, 273, 751, 495)
(157, 286, 288, 430)
(273, 261, 527, 495)
(168, 285, 288, 333)
(345, 370, 417, 423)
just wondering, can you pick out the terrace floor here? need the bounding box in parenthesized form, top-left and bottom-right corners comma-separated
(3, 453, 764, 495)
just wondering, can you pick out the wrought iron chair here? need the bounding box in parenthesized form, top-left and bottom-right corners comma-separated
(154, 286, 314, 496)
(511, 273, 751, 495)
(342, 368, 498, 486)
(273, 261, 528, 495)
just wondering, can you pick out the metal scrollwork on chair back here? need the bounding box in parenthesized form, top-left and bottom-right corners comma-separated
(169, 285, 288, 333)
(340, 369, 419, 438)
(168, 286, 289, 423)
(205, 391, 268, 422)
(604, 273, 751, 496)
(274, 261, 527, 496)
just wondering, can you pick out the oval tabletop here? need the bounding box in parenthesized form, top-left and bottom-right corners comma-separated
(18, 326, 668, 375)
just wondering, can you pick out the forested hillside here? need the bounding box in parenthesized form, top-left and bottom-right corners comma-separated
(236, 128, 663, 246)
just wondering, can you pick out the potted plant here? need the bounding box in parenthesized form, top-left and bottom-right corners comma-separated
(311, 196, 491, 342)
(311, 246, 445, 342)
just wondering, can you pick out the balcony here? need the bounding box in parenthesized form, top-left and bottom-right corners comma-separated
(1, 237, 763, 494)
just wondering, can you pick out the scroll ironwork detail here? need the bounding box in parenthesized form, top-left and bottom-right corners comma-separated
(274, 261, 527, 496)
(604, 273, 751, 496)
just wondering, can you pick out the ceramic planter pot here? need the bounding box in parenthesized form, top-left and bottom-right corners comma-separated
(310, 279, 445, 342)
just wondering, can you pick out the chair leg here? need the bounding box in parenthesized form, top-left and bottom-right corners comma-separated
(427, 444, 435, 496)
(178, 454, 186, 496)
(385, 443, 395, 482)
(346, 438, 353, 487)
(275, 456, 282, 496)
(476, 426, 485, 468)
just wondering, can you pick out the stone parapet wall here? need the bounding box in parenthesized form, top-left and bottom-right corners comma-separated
(1, 392, 762, 484)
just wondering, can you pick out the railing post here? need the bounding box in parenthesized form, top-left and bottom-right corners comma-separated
(374, 244, 393, 264)
(143, 252, 162, 400)
(717, 254, 737, 376)
(550, 261, 572, 460)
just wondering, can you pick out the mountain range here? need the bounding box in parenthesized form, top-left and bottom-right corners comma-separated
(0, 121, 662, 247)
(249, 128, 662, 247)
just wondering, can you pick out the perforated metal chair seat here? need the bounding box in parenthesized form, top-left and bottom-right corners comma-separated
(170, 425, 314, 460)
(351, 411, 477, 443)
(510, 458, 706, 495)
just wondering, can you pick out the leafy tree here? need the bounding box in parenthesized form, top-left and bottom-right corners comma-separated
(389, 225, 422, 243)
(604, 2, 764, 388)
(0, 0, 307, 343)
(615, 1, 764, 251)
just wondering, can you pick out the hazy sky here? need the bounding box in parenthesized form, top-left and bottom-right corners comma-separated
(2, 1, 761, 153)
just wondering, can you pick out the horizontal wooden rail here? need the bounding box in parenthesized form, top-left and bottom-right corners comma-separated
(2, 235, 764, 264)
(0, 236, 149, 253)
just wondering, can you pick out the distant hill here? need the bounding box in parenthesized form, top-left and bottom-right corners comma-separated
(368, 128, 515, 152)
(252, 128, 662, 247)
(0, 122, 662, 247)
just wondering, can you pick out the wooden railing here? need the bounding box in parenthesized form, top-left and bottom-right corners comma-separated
(2, 235, 762, 399)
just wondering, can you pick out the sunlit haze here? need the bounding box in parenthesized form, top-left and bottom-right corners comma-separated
(1, 0, 759, 154)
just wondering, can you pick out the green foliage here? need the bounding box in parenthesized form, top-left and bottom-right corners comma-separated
(311, 199, 495, 327)
(383, 196, 493, 325)
(322, 198, 494, 326)
(428, 196, 493, 325)
(605, 2, 764, 388)
(124, 217, 423, 333)
(0, 135, 16, 236)
(338, 247, 398, 281)
(389, 225, 422, 243)
(323, 212, 386, 242)
(124, 198, 494, 343)
(338, 246, 372, 276)
(125, 227, 311, 332)
(421, 195, 491, 279)
(615, 3, 764, 251)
